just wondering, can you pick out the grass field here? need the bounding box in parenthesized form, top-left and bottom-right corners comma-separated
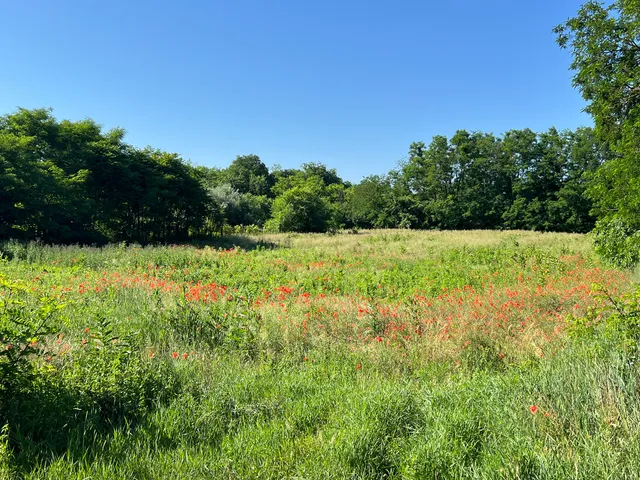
(1, 230, 640, 479)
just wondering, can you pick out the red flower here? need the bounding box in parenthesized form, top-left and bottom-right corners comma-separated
(356, 363, 362, 370)
(530, 405, 538, 415)
(172, 352, 178, 359)
(182, 352, 188, 359)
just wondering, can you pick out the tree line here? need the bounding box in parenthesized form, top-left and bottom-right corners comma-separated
(0, 107, 609, 244)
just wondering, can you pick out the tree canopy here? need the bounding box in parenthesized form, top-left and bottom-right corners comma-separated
(0, 106, 613, 244)
(556, 0, 640, 266)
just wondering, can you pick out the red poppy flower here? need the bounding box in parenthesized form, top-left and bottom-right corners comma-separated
(530, 405, 538, 415)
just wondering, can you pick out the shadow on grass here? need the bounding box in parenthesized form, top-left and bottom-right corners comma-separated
(0, 235, 283, 262)
(1, 359, 180, 476)
(190, 234, 282, 252)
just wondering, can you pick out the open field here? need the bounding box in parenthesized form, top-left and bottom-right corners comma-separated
(1, 230, 640, 479)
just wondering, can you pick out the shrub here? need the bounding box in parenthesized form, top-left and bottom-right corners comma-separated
(568, 284, 640, 359)
(591, 218, 640, 268)
(0, 275, 63, 401)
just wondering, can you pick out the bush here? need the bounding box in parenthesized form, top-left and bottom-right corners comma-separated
(0, 289, 179, 467)
(0, 275, 63, 401)
(591, 218, 640, 268)
(263, 218, 280, 233)
(568, 284, 640, 359)
(2, 323, 179, 463)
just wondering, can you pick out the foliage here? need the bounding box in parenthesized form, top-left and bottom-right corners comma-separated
(0, 275, 63, 397)
(345, 175, 396, 228)
(556, 0, 640, 265)
(591, 217, 640, 268)
(569, 283, 640, 358)
(0, 107, 613, 239)
(207, 184, 272, 228)
(224, 154, 272, 196)
(269, 176, 332, 232)
(390, 128, 604, 232)
(0, 108, 211, 244)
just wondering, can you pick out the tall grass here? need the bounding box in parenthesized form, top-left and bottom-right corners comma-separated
(1, 230, 638, 479)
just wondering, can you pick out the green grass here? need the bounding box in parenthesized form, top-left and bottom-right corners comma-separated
(1, 230, 639, 479)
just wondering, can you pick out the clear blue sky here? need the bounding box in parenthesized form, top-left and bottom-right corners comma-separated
(1, 0, 591, 182)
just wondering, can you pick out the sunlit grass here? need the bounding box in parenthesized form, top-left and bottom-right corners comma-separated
(1, 230, 638, 479)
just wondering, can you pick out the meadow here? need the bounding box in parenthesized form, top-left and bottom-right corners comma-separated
(1, 230, 640, 479)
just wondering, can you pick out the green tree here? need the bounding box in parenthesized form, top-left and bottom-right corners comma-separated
(301, 162, 343, 187)
(267, 176, 331, 233)
(346, 175, 396, 228)
(208, 184, 272, 228)
(548, 127, 607, 232)
(401, 138, 454, 228)
(501, 128, 568, 231)
(225, 154, 271, 196)
(449, 130, 507, 229)
(0, 108, 97, 242)
(556, 0, 640, 265)
(0, 108, 215, 244)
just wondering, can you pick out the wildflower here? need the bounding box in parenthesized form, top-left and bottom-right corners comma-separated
(356, 363, 362, 370)
(172, 352, 179, 359)
(530, 405, 538, 415)
(182, 352, 188, 359)
(84, 327, 90, 333)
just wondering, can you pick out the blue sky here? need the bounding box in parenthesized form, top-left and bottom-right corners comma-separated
(1, 0, 591, 182)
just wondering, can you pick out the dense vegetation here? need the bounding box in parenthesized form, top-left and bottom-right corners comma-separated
(0, 107, 609, 243)
(555, 0, 640, 266)
(1, 231, 639, 478)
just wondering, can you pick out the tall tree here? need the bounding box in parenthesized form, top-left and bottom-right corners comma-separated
(225, 154, 271, 196)
(267, 176, 331, 233)
(556, 0, 640, 265)
(346, 175, 396, 228)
